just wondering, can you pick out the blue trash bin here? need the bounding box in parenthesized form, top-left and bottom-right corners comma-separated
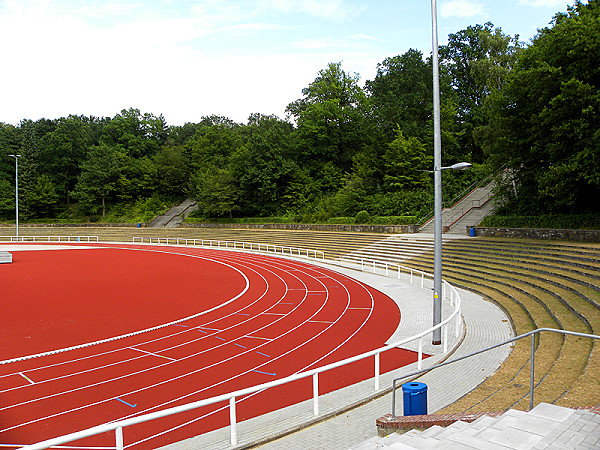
(469, 227, 476, 237)
(402, 382, 428, 416)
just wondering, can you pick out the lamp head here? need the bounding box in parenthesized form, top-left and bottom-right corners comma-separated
(449, 162, 472, 171)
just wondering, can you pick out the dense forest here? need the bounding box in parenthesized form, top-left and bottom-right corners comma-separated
(1, 1, 598, 225)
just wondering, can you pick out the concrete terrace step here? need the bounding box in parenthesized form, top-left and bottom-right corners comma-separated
(338, 236, 435, 265)
(362, 403, 600, 449)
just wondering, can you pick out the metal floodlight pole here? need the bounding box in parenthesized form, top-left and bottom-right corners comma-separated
(8, 154, 21, 239)
(431, 0, 443, 345)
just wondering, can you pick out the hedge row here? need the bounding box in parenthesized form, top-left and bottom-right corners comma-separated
(186, 214, 417, 226)
(481, 214, 600, 230)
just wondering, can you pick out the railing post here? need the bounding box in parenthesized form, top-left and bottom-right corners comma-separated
(375, 352, 380, 391)
(385, 263, 389, 277)
(443, 325, 448, 353)
(530, 333, 535, 411)
(230, 396, 237, 446)
(418, 337, 423, 370)
(313, 373, 319, 416)
(391, 379, 397, 418)
(115, 426, 124, 450)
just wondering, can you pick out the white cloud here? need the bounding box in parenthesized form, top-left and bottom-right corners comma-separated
(440, 0, 485, 18)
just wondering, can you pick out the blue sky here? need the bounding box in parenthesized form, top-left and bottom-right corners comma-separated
(0, 0, 575, 125)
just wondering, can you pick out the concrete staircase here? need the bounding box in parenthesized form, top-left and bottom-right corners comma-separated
(420, 180, 496, 235)
(148, 199, 198, 228)
(355, 403, 600, 449)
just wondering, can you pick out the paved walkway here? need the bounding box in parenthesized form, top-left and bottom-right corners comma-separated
(161, 255, 513, 450)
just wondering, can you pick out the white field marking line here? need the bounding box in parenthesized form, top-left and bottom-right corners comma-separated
(0, 247, 251, 366)
(19, 372, 35, 385)
(127, 262, 377, 447)
(126, 347, 177, 361)
(0, 253, 317, 432)
(0, 255, 276, 412)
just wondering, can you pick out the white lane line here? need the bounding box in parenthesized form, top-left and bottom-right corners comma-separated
(127, 347, 177, 361)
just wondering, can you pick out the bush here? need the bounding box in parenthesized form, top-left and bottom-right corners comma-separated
(372, 216, 418, 225)
(481, 214, 600, 230)
(355, 210, 371, 224)
(185, 216, 294, 224)
(328, 217, 355, 224)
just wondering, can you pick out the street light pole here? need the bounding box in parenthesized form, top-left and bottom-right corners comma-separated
(8, 154, 21, 239)
(431, 0, 443, 345)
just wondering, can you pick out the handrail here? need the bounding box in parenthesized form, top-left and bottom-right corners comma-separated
(0, 236, 99, 243)
(20, 249, 462, 449)
(417, 168, 503, 227)
(132, 237, 325, 260)
(442, 189, 494, 228)
(390, 328, 600, 417)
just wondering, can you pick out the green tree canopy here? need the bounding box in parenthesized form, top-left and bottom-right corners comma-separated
(287, 62, 371, 181)
(485, 0, 600, 214)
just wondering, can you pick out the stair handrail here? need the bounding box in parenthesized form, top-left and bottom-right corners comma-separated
(442, 188, 494, 229)
(390, 328, 600, 417)
(417, 167, 504, 228)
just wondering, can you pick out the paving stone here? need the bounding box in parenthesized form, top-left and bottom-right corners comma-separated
(529, 402, 576, 423)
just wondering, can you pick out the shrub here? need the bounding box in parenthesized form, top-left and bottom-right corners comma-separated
(481, 214, 600, 230)
(372, 216, 418, 225)
(328, 217, 355, 224)
(355, 210, 371, 224)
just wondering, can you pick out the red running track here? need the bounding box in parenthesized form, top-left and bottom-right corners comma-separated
(0, 243, 420, 448)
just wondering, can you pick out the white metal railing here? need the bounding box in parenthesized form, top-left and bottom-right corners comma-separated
(132, 237, 325, 260)
(20, 246, 462, 450)
(0, 236, 99, 243)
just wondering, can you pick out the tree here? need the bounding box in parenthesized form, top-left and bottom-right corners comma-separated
(485, 0, 600, 214)
(366, 49, 434, 142)
(100, 108, 162, 158)
(153, 146, 190, 197)
(383, 129, 433, 191)
(24, 175, 60, 218)
(440, 23, 522, 162)
(0, 178, 14, 219)
(38, 116, 89, 204)
(190, 166, 239, 218)
(232, 114, 296, 215)
(72, 144, 125, 217)
(286, 62, 371, 182)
